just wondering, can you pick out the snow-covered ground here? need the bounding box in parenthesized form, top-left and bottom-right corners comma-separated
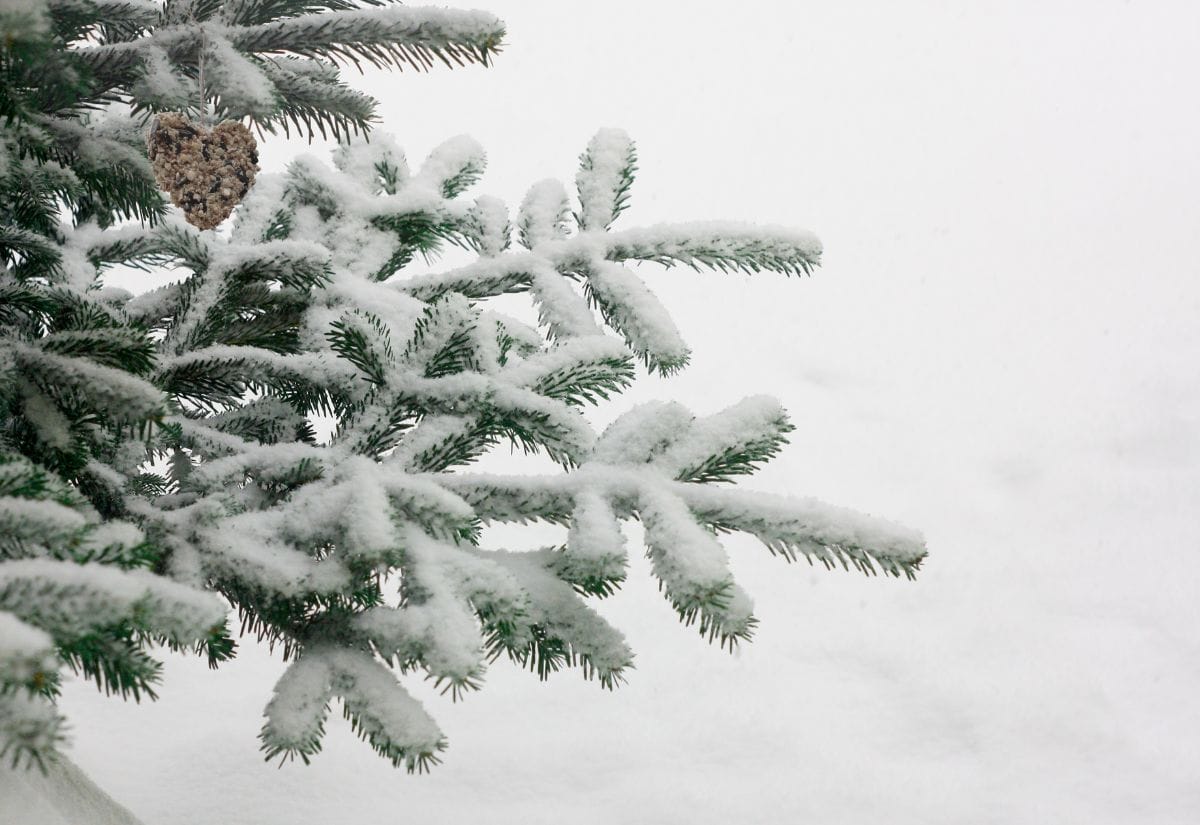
(0, 757, 143, 825)
(42, 2, 1200, 823)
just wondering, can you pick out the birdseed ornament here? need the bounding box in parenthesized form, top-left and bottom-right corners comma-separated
(148, 113, 259, 230)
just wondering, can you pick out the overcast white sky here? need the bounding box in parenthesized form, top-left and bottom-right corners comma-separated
(61, 3, 1200, 823)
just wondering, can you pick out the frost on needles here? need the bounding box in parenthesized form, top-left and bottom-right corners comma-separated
(111, 129, 920, 772)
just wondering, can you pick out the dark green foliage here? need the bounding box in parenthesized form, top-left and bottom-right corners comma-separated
(59, 626, 164, 702)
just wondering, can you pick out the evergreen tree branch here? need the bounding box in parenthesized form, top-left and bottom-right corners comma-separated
(606, 223, 822, 277)
(228, 5, 504, 72)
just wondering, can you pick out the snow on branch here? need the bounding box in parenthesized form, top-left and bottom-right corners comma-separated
(637, 487, 756, 648)
(559, 490, 627, 594)
(86, 219, 211, 273)
(486, 383, 596, 466)
(158, 345, 353, 411)
(13, 345, 164, 423)
(61, 0, 160, 29)
(528, 262, 599, 339)
(676, 483, 927, 579)
(433, 473, 575, 525)
(463, 195, 511, 257)
(229, 6, 505, 73)
(590, 401, 695, 466)
(333, 129, 409, 193)
(378, 471, 476, 540)
(215, 239, 332, 291)
(354, 527, 486, 691)
(70, 3, 504, 145)
(414, 135, 486, 199)
(187, 440, 325, 491)
(0, 612, 55, 687)
(0, 559, 225, 643)
(653, 395, 794, 483)
(394, 254, 536, 301)
(485, 549, 634, 688)
(260, 55, 377, 141)
(575, 128, 636, 231)
(517, 178, 570, 250)
(585, 261, 690, 375)
(260, 652, 333, 765)
(0, 498, 89, 555)
(130, 43, 192, 109)
(273, 458, 399, 565)
(385, 414, 484, 472)
(500, 336, 633, 406)
(202, 510, 351, 595)
(331, 649, 446, 772)
(606, 222, 822, 276)
(0, 690, 63, 771)
(204, 29, 279, 119)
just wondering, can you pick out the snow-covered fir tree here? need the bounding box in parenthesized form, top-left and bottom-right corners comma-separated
(0, 0, 925, 776)
(0, 0, 501, 769)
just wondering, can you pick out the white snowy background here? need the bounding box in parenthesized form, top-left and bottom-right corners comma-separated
(50, 1, 1200, 822)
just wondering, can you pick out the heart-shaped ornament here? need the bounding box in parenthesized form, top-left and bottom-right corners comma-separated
(147, 113, 259, 230)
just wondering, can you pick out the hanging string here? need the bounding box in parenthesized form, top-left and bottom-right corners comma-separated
(194, 11, 213, 125)
(198, 27, 206, 119)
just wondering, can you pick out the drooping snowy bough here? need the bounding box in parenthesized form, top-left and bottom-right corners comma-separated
(0, 444, 227, 770)
(85, 129, 926, 771)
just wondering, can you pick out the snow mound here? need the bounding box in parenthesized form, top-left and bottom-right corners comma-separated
(0, 755, 145, 825)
